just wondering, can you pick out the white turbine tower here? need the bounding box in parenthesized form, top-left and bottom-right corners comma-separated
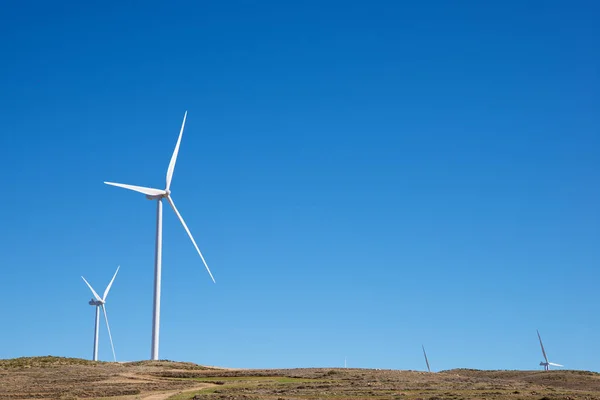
(422, 345, 431, 373)
(537, 329, 563, 371)
(81, 266, 119, 362)
(105, 111, 215, 360)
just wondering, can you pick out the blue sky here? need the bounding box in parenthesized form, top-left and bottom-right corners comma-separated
(0, 1, 598, 371)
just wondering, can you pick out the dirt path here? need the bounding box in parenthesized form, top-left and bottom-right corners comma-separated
(140, 383, 214, 400)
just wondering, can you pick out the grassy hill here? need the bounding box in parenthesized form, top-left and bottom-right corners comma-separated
(0, 356, 599, 400)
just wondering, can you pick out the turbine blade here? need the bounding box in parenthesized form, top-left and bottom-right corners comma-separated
(166, 111, 187, 190)
(537, 330, 549, 364)
(422, 345, 431, 373)
(102, 305, 116, 362)
(81, 277, 102, 302)
(549, 362, 563, 367)
(104, 182, 166, 197)
(103, 266, 120, 301)
(166, 196, 216, 283)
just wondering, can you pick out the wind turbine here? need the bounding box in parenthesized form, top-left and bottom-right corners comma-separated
(422, 345, 431, 372)
(104, 111, 215, 360)
(81, 266, 119, 362)
(537, 329, 563, 371)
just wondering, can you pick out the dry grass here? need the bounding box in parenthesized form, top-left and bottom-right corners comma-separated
(0, 357, 599, 400)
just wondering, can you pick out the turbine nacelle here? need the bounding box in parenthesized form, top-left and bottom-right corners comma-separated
(144, 189, 171, 200)
(89, 299, 104, 306)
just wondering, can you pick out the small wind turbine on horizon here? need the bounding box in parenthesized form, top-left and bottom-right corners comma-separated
(81, 266, 119, 362)
(422, 345, 431, 373)
(104, 111, 216, 361)
(537, 329, 563, 371)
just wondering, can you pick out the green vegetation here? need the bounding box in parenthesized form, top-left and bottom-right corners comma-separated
(166, 375, 329, 399)
(167, 386, 223, 400)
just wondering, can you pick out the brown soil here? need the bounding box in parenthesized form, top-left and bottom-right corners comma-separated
(1, 357, 599, 400)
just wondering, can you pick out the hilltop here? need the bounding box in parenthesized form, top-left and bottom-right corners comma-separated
(0, 356, 599, 400)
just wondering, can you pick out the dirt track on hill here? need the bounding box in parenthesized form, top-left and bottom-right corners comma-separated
(139, 383, 214, 400)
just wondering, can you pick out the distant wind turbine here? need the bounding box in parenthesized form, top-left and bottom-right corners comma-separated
(422, 345, 431, 372)
(81, 266, 119, 362)
(104, 111, 216, 360)
(537, 330, 563, 371)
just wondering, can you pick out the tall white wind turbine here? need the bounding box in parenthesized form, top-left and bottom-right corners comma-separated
(537, 329, 563, 371)
(81, 266, 119, 362)
(422, 345, 431, 373)
(105, 111, 215, 360)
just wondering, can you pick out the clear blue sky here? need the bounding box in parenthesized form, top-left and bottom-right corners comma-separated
(0, 1, 598, 372)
